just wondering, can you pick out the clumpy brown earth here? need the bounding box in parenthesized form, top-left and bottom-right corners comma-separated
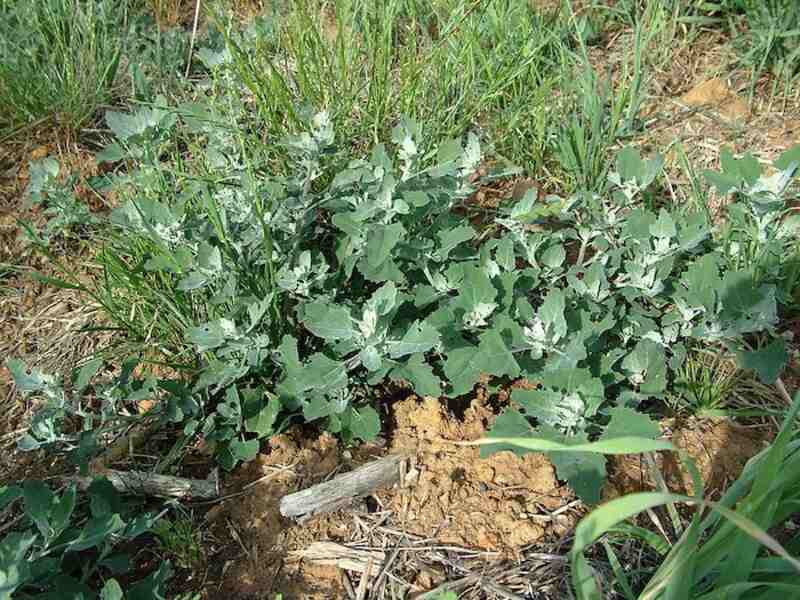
(197, 391, 772, 599)
(387, 396, 573, 550)
(206, 432, 350, 599)
(607, 418, 769, 500)
(203, 393, 580, 599)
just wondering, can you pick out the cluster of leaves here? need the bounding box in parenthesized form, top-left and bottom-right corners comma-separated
(151, 518, 203, 570)
(13, 103, 799, 502)
(9, 357, 164, 459)
(0, 478, 169, 599)
(669, 0, 800, 78)
(85, 106, 484, 466)
(22, 158, 99, 245)
(709, 146, 800, 304)
(727, 0, 800, 76)
(482, 146, 798, 502)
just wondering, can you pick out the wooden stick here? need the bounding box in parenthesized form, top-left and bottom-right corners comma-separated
(69, 468, 219, 500)
(290, 541, 386, 574)
(776, 377, 795, 406)
(280, 454, 408, 521)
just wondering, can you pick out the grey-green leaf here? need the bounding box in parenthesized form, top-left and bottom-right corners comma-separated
(601, 406, 660, 440)
(435, 226, 475, 261)
(100, 580, 124, 600)
(386, 320, 441, 358)
(737, 339, 788, 384)
(187, 319, 237, 352)
(349, 405, 381, 441)
(302, 302, 356, 341)
(390, 354, 442, 397)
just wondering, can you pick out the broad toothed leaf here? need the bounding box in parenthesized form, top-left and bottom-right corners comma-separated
(390, 354, 443, 397)
(481, 408, 535, 456)
(435, 225, 475, 261)
(243, 391, 281, 437)
(453, 264, 497, 328)
(444, 329, 519, 396)
(549, 446, 606, 505)
(539, 287, 567, 341)
(304, 354, 349, 394)
(621, 340, 667, 395)
(443, 345, 482, 396)
(187, 319, 238, 352)
(513, 389, 586, 431)
(477, 328, 520, 379)
(650, 209, 676, 239)
(601, 406, 660, 440)
(349, 405, 381, 441)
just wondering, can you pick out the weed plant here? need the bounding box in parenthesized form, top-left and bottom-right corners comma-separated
(17, 95, 800, 500)
(5, 2, 800, 596)
(0, 0, 125, 136)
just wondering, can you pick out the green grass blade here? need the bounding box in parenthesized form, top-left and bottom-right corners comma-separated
(601, 540, 636, 600)
(694, 583, 800, 600)
(664, 514, 700, 600)
(572, 550, 603, 600)
(571, 492, 688, 557)
(717, 391, 800, 589)
(469, 436, 675, 454)
(608, 522, 670, 556)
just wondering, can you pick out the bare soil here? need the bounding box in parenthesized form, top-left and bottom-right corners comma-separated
(190, 391, 772, 599)
(607, 418, 769, 500)
(201, 393, 578, 599)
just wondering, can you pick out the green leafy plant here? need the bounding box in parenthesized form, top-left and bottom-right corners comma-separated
(554, 34, 648, 192)
(9, 357, 159, 457)
(673, 1, 800, 90)
(670, 347, 742, 414)
(707, 147, 800, 304)
(479, 145, 794, 502)
(727, 0, 800, 80)
(21, 158, 99, 245)
(0, 478, 169, 599)
(20, 91, 800, 500)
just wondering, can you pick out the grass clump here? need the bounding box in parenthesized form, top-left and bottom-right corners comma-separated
(724, 0, 800, 80)
(221, 0, 572, 173)
(153, 517, 205, 569)
(0, 0, 125, 137)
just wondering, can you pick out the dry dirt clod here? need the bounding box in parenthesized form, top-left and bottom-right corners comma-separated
(606, 418, 768, 500)
(681, 78, 749, 122)
(387, 396, 571, 552)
